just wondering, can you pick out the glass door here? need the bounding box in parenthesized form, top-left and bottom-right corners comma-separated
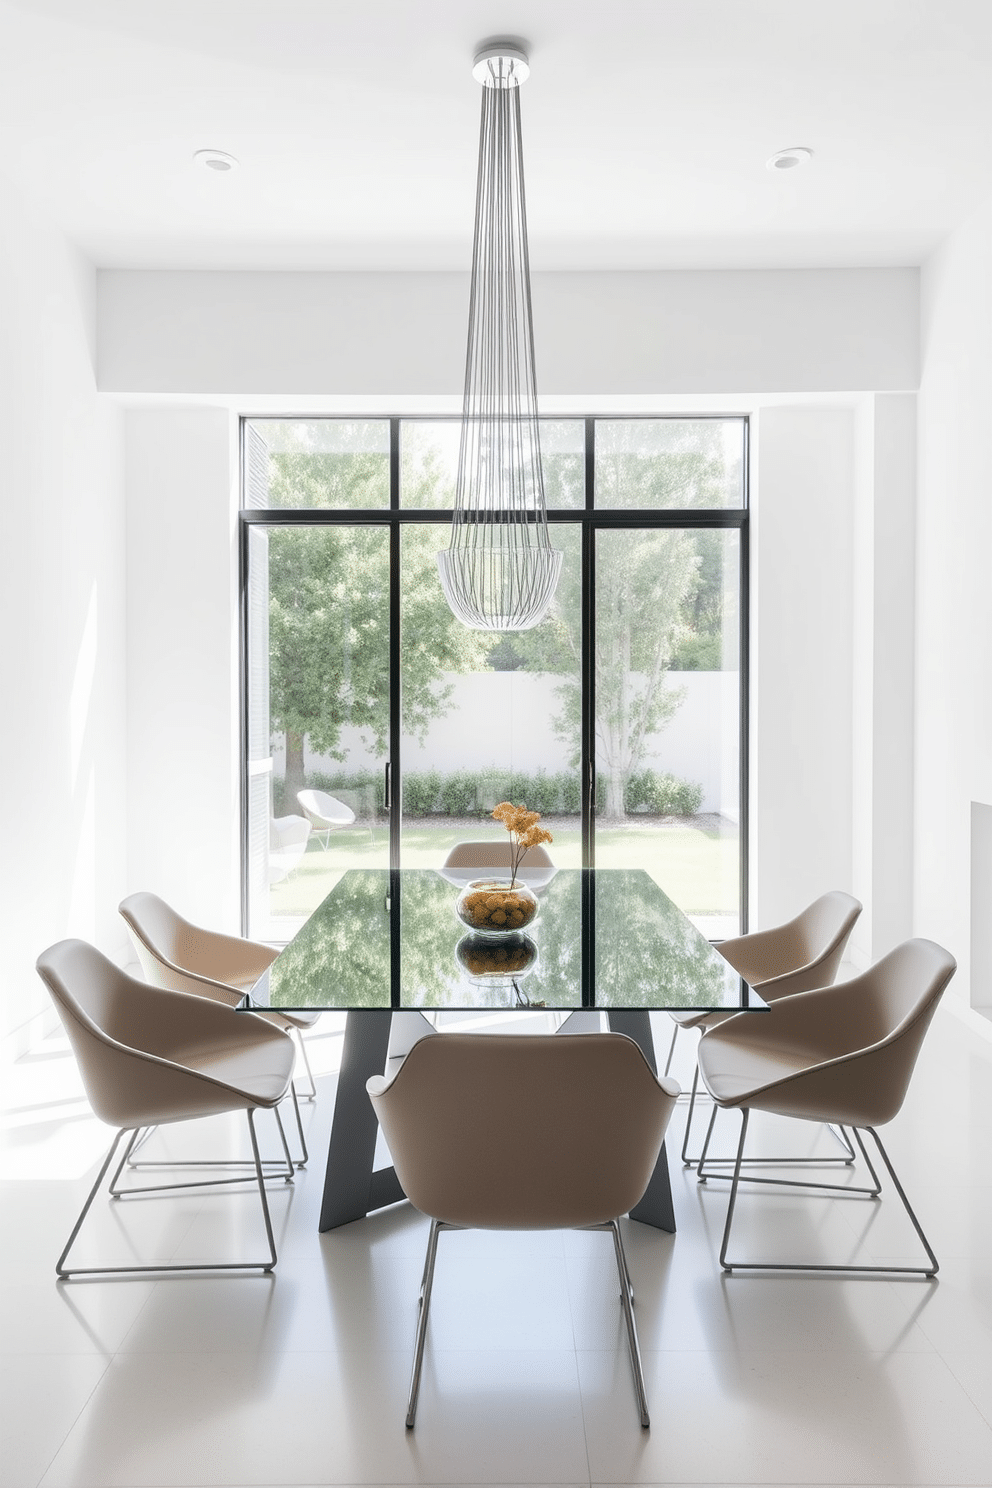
(245, 522, 390, 941)
(593, 526, 742, 937)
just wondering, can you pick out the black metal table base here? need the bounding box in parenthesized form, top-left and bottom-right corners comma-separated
(318, 1008, 676, 1234)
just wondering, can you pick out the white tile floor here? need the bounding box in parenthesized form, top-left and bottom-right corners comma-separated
(4, 1004, 992, 1488)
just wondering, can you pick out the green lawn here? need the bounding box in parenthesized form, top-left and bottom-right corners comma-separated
(268, 818, 739, 925)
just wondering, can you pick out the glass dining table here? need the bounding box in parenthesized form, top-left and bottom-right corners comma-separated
(240, 867, 767, 1233)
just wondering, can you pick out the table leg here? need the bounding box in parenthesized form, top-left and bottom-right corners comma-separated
(319, 1009, 404, 1231)
(319, 1007, 675, 1234)
(606, 1009, 677, 1233)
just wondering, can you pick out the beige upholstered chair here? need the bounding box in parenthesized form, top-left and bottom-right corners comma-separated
(119, 891, 319, 1108)
(297, 788, 372, 848)
(695, 937, 956, 1276)
(671, 891, 862, 1163)
(36, 939, 297, 1277)
(438, 839, 556, 889)
(368, 1032, 679, 1427)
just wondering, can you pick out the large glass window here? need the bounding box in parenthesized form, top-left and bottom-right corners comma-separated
(595, 419, 744, 509)
(242, 417, 747, 942)
(248, 419, 390, 510)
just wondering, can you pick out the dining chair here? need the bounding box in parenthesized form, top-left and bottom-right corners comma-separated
(119, 890, 319, 1110)
(439, 839, 556, 889)
(297, 788, 373, 848)
(36, 939, 297, 1277)
(695, 937, 956, 1276)
(367, 1031, 680, 1427)
(671, 890, 862, 1164)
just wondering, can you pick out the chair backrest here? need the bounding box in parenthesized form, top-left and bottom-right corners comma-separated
(368, 1033, 678, 1230)
(297, 789, 356, 826)
(722, 937, 957, 1129)
(118, 891, 275, 1002)
(36, 939, 279, 1129)
(442, 840, 554, 870)
(270, 814, 311, 850)
(717, 890, 862, 999)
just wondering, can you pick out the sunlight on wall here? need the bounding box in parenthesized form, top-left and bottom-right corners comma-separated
(68, 584, 98, 935)
(69, 584, 97, 786)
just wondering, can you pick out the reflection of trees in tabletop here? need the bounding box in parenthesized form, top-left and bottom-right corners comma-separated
(399, 873, 472, 1006)
(265, 869, 732, 1013)
(594, 870, 727, 1009)
(269, 871, 392, 1009)
(517, 873, 582, 1006)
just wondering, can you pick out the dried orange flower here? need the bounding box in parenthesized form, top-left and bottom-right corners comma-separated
(490, 801, 553, 887)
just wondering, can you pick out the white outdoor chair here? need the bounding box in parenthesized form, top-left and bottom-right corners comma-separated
(297, 789, 372, 848)
(269, 814, 311, 882)
(438, 839, 557, 890)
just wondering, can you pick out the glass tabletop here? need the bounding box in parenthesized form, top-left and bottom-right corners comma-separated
(242, 868, 766, 1014)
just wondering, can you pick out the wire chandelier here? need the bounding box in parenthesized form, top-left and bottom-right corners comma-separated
(437, 41, 562, 632)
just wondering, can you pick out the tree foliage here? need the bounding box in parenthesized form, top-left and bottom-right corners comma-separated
(264, 430, 487, 805)
(512, 526, 698, 817)
(259, 418, 739, 823)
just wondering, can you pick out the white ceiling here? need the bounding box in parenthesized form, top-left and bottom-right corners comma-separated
(3, 0, 992, 271)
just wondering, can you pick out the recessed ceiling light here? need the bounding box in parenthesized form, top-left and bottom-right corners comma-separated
(193, 148, 239, 173)
(766, 146, 813, 172)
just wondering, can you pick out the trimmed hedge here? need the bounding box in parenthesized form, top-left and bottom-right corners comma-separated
(274, 765, 702, 819)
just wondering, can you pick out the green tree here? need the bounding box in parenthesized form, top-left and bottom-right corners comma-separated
(514, 527, 697, 819)
(265, 432, 486, 808)
(512, 421, 737, 819)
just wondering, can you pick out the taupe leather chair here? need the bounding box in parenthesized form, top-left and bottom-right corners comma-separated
(367, 1032, 680, 1427)
(670, 891, 862, 1163)
(695, 937, 956, 1276)
(438, 839, 556, 889)
(36, 939, 297, 1277)
(119, 891, 319, 1109)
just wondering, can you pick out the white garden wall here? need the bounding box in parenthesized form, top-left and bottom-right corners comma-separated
(293, 670, 739, 818)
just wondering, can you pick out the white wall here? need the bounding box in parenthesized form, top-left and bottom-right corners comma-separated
(918, 198, 992, 1012)
(750, 407, 856, 929)
(0, 181, 126, 1060)
(124, 409, 241, 931)
(97, 268, 919, 397)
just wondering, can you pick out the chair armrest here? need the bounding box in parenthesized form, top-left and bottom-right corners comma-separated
(704, 972, 888, 1065)
(105, 977, 290, 1061)
(716, 925, 807, 985)
(178, 928, 278, 990)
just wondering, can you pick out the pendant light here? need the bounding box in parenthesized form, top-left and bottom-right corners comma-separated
(437, 41, 562, 632)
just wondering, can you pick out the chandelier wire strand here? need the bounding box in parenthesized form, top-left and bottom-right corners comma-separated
(438, 59, 562, 631)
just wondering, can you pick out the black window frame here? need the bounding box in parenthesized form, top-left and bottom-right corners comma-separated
(239, 413, 750, 938)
